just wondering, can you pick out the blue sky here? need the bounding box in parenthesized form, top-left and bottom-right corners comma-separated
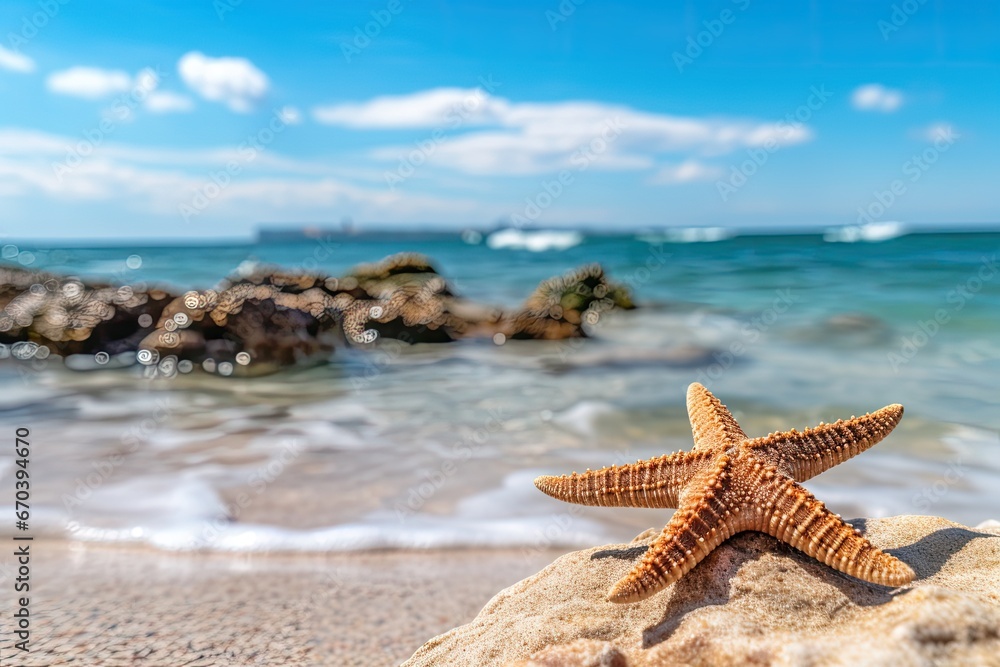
(0, 0, 998, 239)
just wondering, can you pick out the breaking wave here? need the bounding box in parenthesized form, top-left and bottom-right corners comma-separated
(486, 229, 584, 252)
(823, 221, 908, 243)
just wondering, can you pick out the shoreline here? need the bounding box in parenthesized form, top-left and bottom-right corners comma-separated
(2, 540, 565, 666)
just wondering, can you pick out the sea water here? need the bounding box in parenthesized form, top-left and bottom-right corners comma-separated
(0, 231, 998, 554)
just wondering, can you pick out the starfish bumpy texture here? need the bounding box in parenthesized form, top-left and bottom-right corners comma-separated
(534, 383, 915, 603)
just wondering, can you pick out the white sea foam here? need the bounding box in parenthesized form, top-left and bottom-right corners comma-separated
(143, 428, 229, 451)
(8, 421, 998, 553)
(823, 221, 908, 243)
(36, 469, 614, 553)
(249, 420, 367, 450)
(639, 227, 736, 244)
(287, 399, 384, 426)
(552, 400, 617, 436)
(137, 515, 611, 552)
(486, 229, 583, 252)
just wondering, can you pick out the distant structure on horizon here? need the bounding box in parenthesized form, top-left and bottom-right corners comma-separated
(255, 220, 1000, 245)
(256, 225, 466, 243)
(257, 218, 515, 244)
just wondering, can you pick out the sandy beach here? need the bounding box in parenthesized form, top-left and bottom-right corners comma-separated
(406, 516, 1000, 667)
(2, 541, 563, 666)
(2, 2, 997, 664)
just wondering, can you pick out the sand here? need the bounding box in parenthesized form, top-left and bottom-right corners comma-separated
(0, 541, 560, 666)
(7, 516, 998, 666)
(404, 516, 1000, 667)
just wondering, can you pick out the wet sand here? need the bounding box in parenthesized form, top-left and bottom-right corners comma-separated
(0, 541, 562, 666)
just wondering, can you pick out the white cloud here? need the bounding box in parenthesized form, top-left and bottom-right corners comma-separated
(313, 88, 504, 128)
(46, 65, 192, 115)
(0, 46, 34, 73)
(145, 91, 195, 114)
(315, 88, 812, 176)
(649, 160, 723, 185)
(0, 129, 366, 178)
(0, 128, 474, 222)
(178, 51, 269, 113)
(851, 84, 903, 112)
(47, 67, 134, 99)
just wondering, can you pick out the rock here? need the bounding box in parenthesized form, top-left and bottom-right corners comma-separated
(0, 255, 636, 374)
(502, 264, 635, 340)
(403, 516, 1000, 667)
(0, 265, 171, 353)
(347, 253, 470, 343)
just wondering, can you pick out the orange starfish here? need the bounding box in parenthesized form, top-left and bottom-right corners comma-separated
(534, 383, 915, 603)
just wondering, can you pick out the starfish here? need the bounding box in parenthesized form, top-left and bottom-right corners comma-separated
(534, 383, 915, 603)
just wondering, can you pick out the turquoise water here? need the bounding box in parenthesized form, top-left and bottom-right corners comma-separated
(0, 231, 998, 556)
(23, 231, 1000, 331)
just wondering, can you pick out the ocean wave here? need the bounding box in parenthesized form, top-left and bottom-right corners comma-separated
(823, 221, 908, 243)
(486, 229, 583, 251)
(9, 423, 999, 552)
(20, 470, 616, 553)
(551, 400, 617, 436)
(637, 227, 736, 244)
(69, 515, 613, 552)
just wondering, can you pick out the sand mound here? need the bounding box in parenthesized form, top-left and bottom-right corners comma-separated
(403, 516, 1000, 667)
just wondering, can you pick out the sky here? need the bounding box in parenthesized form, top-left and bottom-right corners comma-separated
(0, 0, 998, 240)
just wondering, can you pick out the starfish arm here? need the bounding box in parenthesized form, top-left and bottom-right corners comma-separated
(750, 475, 914, 587)
(746, 405, 904, 482)
(686, 382, 747, 450)
(607, 457, 740, 603)
(533, 451, 710, 509)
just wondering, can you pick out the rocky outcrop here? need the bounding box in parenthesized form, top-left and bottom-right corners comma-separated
(0, 266, 173, 356)
(501, 264, 634, 340)
(0, 254, 634, 374)
(403, 516, 1000, 667)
